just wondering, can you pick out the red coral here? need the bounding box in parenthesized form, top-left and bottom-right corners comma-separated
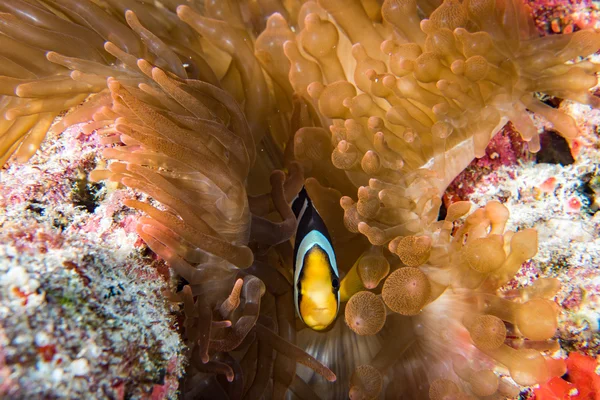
(113, 381, 125, 400)
(534, 353, 600, 399)
(11, 287, 29, 305)
(62, 261, 91, 286)
(36, 345, 56, 362)
(534, 376, 578, 399)
(570, 138, 583, 159)
(540, 177, 557, 193)
(527, 0, 599, 35)
(566, 197, 582, 213)
(565, 353, 600, 399)
(150, 384, 167, 400)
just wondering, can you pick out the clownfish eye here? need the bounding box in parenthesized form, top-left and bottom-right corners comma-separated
(332, 278, 340, 290)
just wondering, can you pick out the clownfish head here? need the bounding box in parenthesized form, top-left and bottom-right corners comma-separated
(295, 236, 340, 331)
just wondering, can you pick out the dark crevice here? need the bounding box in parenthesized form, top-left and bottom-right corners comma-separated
(536, 130, 575, 165)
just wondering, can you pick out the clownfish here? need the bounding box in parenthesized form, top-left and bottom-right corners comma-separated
(292, 187, 340, 331)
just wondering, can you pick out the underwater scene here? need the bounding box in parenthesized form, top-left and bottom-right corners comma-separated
(0, 0, 599, 399)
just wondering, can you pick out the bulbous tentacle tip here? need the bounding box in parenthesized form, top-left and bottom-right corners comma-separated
(382, 267, 431, 315)
(345, 291, 386, 335)
(176, 5, 190, 18)
(349, 365, 382, 400)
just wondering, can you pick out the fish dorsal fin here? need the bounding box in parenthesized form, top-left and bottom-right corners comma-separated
(292, 186, 310, 220)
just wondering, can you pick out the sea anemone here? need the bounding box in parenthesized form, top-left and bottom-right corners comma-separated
(0, 0, 599, 398)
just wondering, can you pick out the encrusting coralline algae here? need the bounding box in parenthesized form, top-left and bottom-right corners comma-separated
(0, 0, 599, 399)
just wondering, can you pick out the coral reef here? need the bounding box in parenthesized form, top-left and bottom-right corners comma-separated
(456, 96, 600, 399)
(464, 112, 600, 359)
(0, 123, 184, 398)
(0, 0, 599, 399)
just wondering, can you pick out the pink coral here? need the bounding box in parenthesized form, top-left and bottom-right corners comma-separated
(445, 123, 531, 204)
